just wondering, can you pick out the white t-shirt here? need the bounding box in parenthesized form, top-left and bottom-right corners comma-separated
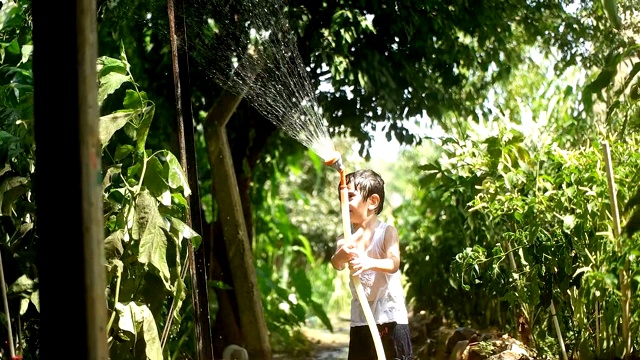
(349, 222, 409, 327)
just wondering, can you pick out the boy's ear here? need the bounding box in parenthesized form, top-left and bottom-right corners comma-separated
(368, 194, 380, 211)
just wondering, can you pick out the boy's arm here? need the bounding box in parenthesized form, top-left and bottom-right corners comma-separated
(380, 225, 401, 273)
(330, 237, 350, 270)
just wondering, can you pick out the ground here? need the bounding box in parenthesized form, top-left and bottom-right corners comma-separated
(273, 317, 351, 360)
(302, 325, 350, 360)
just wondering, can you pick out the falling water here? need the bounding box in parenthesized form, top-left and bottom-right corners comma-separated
(182, 0, 337, 161)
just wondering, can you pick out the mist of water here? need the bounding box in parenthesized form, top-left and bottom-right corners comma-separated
(181, 0, 337, 161)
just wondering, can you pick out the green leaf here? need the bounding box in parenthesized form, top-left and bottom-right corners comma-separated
(114, 144, 135, 161)
(30, 290, 39, 313)
(104, 229, 125, 260)
(5, 38, 19, 54)
(102, 165, 121, 189)
(133, 190, 171, 290)
(19, 298, 29, 315)
(20, 44, 32, 66)
(136, 104, 155, 152)
(0, 131, 20, 165)
(561, 214, 576, 232)
(171, 192, 189, 209)
(96, 56, 130, 105)
(97, 56, 127, 77)
(98, 72, 131, 107)
(163, 152, 191, 198)
(168, 216, 202, 250)
(0, 176, 28, 215)
(115, 302, 163, 360)
(291, 269, 312, 302)
(99, 110, 134, 148)
(0, 2, 21, 32)
(292, 235, 314, 265)
(8, 275, 36, 295)
(602, 0, 622, 30)
(603, 272, 617, 288)
(309, 300, 333, 332)
(123, 89, 147, 110)
(168, 277, 187, 324)
(143, 156, 169, 197)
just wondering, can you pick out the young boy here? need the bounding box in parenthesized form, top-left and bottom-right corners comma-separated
(330, 169, 413, 360)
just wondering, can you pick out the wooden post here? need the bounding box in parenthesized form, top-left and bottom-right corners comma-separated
(32, 0, 108, 359)
(203, 92, 272, 359)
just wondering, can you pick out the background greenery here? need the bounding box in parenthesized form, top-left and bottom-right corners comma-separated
(1, 0, 640, 359)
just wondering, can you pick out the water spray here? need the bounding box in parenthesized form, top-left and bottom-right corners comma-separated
(324, 151, 385, 360)
(185, 0, 385, 356)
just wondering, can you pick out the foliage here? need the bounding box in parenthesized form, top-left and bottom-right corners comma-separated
(398, 125, 640, 356)
(96, 0, 640, 159)
(396, 39, 640, 357)
(4, 0, 640, 358)
(250, 143, 336, 354)
(290, 0, 640, 153)
(98, 49, 200, 359)
(1, 4, 207, 356)
(0, 0, 39, 358)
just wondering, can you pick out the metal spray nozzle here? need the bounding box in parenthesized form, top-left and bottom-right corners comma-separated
(324, 151, 344, 172)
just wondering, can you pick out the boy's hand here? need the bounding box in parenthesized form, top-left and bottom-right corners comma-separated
(348, 250, 373, 276)
(331, 242, 355, 270)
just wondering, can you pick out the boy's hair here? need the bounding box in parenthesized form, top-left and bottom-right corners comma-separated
(340, 169, 385, 215)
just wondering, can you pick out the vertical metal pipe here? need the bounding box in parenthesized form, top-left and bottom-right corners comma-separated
(166, 0, 214, 358)
(32, 0, 108, 359)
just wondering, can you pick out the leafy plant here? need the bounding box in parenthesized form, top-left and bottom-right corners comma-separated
(251, 145, 335, 354)
(398, 124, 640, 357)
(98, 47, 200, 360)
(0, 1, 39, 358)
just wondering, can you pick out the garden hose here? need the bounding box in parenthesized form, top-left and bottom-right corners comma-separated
(325, 152, 385, 360)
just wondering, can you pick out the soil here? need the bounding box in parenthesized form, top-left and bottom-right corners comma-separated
(273, 317, 351, 360)
(301, 325, 350, 360)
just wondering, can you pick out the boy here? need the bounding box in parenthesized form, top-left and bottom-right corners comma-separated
(330, 169, 413, 360)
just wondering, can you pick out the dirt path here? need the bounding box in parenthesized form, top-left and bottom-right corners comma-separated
(274, 318, 350, 360)
(302, 326, 349, 359)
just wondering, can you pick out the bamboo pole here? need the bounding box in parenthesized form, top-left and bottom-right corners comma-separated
(601, 141, 631, 359)
(0, 250, 16, 359)
(549, 300, 568, 360)
(595, 301, 600, 354)
(164, 0, 214, 357)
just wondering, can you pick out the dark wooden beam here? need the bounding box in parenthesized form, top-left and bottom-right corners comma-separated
(32, 1, 108, 359)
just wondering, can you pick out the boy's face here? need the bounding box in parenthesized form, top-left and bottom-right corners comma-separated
(343, 182, 377, 221)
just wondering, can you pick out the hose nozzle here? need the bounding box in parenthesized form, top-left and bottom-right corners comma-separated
(324, 151, 344, 172)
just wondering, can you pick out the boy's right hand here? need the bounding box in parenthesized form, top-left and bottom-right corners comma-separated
(331, 241, 356, 270)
